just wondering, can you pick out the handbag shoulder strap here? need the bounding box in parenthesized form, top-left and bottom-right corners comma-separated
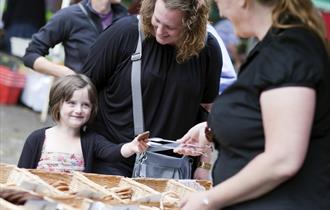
(131, 16, 145, 135)
(78, 3, 99, 33)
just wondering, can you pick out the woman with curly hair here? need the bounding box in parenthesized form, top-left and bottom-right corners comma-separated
(81, 0, 222, 178)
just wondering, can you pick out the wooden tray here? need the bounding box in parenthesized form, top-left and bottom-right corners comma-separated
(70, 172, 122, 204)
(77, 172, 160, 201)
(28, 169, 73, 194)
(133, 178, 195, 198)
(5, 167, 66, 196)
(0, 163, 15, 184)
(0, 198, 24, 210)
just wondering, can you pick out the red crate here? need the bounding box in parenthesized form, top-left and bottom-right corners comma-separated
(0, 66, 26, 105)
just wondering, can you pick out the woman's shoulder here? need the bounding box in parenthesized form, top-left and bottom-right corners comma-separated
(258, 26, 325, 68)
(255, 27, 325, 88)
(272, 27, 324, 56)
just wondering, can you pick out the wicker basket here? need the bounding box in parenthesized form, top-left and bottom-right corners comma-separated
(6, 167, 40, 185)
(0, 164, 15, 184)
(6, 167, 65, 196)
(0, 198, 24, 210)
(137, 191, 182, 210)
(46, 195, 92, 210)
(69, 172, 122, 203)
(139, 205, 161, 210)
(28, 169, 73, 185)
(133, 178, 195, 199)
(139, 205, 180, 210)
(79, 173, 184, 208)
(195, 180, 212, 190)
(0, 185, 44, 209)
(79, 172, 160, 201)
(0, 184, 86, 210)
(27, 169, 74, 194)
(77, 172, 122, 187)
(176, 179, 213, 191)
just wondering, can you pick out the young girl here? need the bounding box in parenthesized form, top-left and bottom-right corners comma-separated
(18, 74, 149, 173)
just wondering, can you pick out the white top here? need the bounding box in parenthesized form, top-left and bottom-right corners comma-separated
(207, 24, 237, 94)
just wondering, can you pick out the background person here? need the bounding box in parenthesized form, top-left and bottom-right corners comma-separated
(214, 17, 242, 70)
(207, 24, 236, 93)
(18, 74, 149, 173)
(176, 0, 330, 209)
(23, 0, 128, 77)
(81, 0, 222, 178)
(1, 0, 46, 54)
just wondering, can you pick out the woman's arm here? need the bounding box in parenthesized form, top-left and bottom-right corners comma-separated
(180, 86, 315, 210)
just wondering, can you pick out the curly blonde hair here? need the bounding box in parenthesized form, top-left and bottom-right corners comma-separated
(140, 0, 210, 63)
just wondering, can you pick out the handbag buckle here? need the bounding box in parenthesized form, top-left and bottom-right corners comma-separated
(138, 151, 147, 163)
(131, 52, 142, 61)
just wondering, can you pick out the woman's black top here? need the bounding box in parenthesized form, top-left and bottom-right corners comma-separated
(81, 16, 222, 176)
(209, 25, 330, 210)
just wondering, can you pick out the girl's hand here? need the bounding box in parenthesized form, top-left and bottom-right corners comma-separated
(121, 131, 149, 157)
(132, 131, 150, 153)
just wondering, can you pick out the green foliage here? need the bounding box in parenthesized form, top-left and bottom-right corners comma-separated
(122, 0, 133, 8)
(209, 1, 220, 24)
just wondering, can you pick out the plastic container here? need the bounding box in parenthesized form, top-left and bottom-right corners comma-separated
(0, 65, 26, 104)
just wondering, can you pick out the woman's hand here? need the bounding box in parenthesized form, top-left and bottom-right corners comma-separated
(174, 122, 208, 156)
(193, 167, 211, 180)
(180, 191, 217, 210)
(121, 131, 149, 157)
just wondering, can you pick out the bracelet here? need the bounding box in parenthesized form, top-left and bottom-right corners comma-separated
(197, 161, 212, 170)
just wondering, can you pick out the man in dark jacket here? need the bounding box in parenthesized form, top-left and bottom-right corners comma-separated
(23, 0, 128, 77)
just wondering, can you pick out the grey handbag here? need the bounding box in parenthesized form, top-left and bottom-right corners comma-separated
(133, 145, 193, 179)
(131, 17, 193, 179)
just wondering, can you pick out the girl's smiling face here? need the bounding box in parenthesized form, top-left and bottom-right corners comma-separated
(59, 87, 92, 129)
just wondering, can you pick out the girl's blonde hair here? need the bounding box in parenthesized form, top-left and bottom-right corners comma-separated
(49, 74, 98, 123)
(140, 0, 210, 63)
